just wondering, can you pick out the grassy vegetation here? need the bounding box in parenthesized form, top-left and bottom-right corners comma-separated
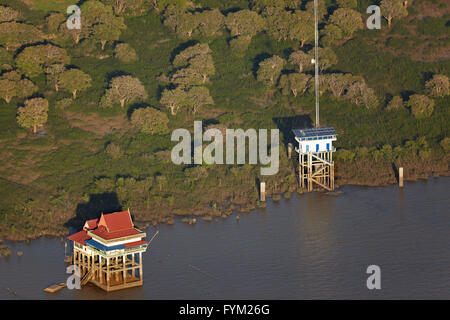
(0, 0, 448, 240)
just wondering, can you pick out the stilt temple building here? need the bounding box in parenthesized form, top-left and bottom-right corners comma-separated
(293, 127, 337, 191)
(67, 210, 148, 292)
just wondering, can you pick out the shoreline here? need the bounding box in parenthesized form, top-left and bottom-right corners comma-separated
(1, 168, 448, 244)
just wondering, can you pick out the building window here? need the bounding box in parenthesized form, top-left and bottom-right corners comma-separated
(326, 143, 330, 151)
(306, 145, 309, 152)
(316, 144, 319, 152)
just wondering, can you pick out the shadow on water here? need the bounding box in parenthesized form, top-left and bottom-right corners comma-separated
(64, 192, 121, 234)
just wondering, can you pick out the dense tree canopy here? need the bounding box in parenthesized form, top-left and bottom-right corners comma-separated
(225, 10, 266, 39)
(0, 71, 37, 103)
(15, 44, 70, 78)
(279, 73, 312, 97)
(328, 8, 363, 38)
(0, 22, 44, 50)
(257, 55, 286, 86)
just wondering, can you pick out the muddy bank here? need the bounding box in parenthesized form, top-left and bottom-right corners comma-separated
(0, 156, 448, 242)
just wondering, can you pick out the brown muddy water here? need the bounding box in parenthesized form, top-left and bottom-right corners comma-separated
(0, 177, 449, 299)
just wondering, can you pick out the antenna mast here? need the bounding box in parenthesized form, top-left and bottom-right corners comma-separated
(314, 0, 320, 128)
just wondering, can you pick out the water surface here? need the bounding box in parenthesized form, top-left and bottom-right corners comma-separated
(0, 177, 449, 299)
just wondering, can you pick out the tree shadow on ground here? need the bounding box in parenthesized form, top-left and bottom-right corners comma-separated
(64, 192, 122, 233)
(272, 114, 313, 147)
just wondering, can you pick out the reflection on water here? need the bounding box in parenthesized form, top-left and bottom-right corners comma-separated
(0, 177, 449, 299)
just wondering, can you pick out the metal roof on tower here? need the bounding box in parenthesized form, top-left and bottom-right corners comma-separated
(292, 127, 337, 140)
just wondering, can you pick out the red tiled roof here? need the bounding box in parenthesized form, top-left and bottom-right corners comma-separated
(98, 210, 134, 233)
(90, 227, 142, 240)
(83, 218, 98, 230)
(124, 240, 147, 248)
(67, 230, 91, 245)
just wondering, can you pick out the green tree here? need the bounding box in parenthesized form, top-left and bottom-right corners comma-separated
(321, 24, 343, 46)
(262, 7, 291, 41)
(160, 85, 213, 115)
(279, 73, 311, 97)
(407, 94, 434, 118)
(0, 22, 44, 50)
(305, 0, 328, 22)
(131, 107, 169, 134)
(46, 12, 66, 33)
(345, 80, 379, 108)
(0, 6, 19, 22)
(58, 69, 92, 99)
(160, 86, 188, 115)
(321, 73, 357, 98)
(425, 74, 449, 97)
(114, 43, 138, 63)
(171, 54, 215, 85)
(380, 0, 408, 28)
(289, 50, 311, 73)
(45, 64, 66, 92)
(195, 9, 225, 37)
(0, 47, 13, 71)
(440, 137, 450, 152)
(80, 0, 127, 48)
(16, 98, 49, 134)
(185, 86, 214, 114)
(229, 36, 252, 54)
(257, 55, 286, 86)
(101, 0, 147, 15)
(289, 11, 315, 48)
(173, 43, 211, 67)
(0, 71, 38, 103)
(101, 75, 148, 107)
(163, 6, 200, 38)
(308, 47, 338, 71)
(328, 8, 363, 38)
(386, 95, 404, 110)
(250, 0, 303, 11)
(92, 16, 126, 50)
(336, 0, 357, 8)
(15, 44, 70, 78)
(225, 10, 265, 39)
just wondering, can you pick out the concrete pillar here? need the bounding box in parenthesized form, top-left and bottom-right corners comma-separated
(132, 254, 135, 278)
(260, 182, 266, 202)
(399, 167, 404, 187)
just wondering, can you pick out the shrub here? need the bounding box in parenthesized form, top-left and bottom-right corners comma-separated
(130, 107, 169, 135)
(105, 142, 123, 159)
(425, 74, 449, 97)
(114, 43, 138, 63)
(407, 94, 434, 118)
(440, 137, 450, 152)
